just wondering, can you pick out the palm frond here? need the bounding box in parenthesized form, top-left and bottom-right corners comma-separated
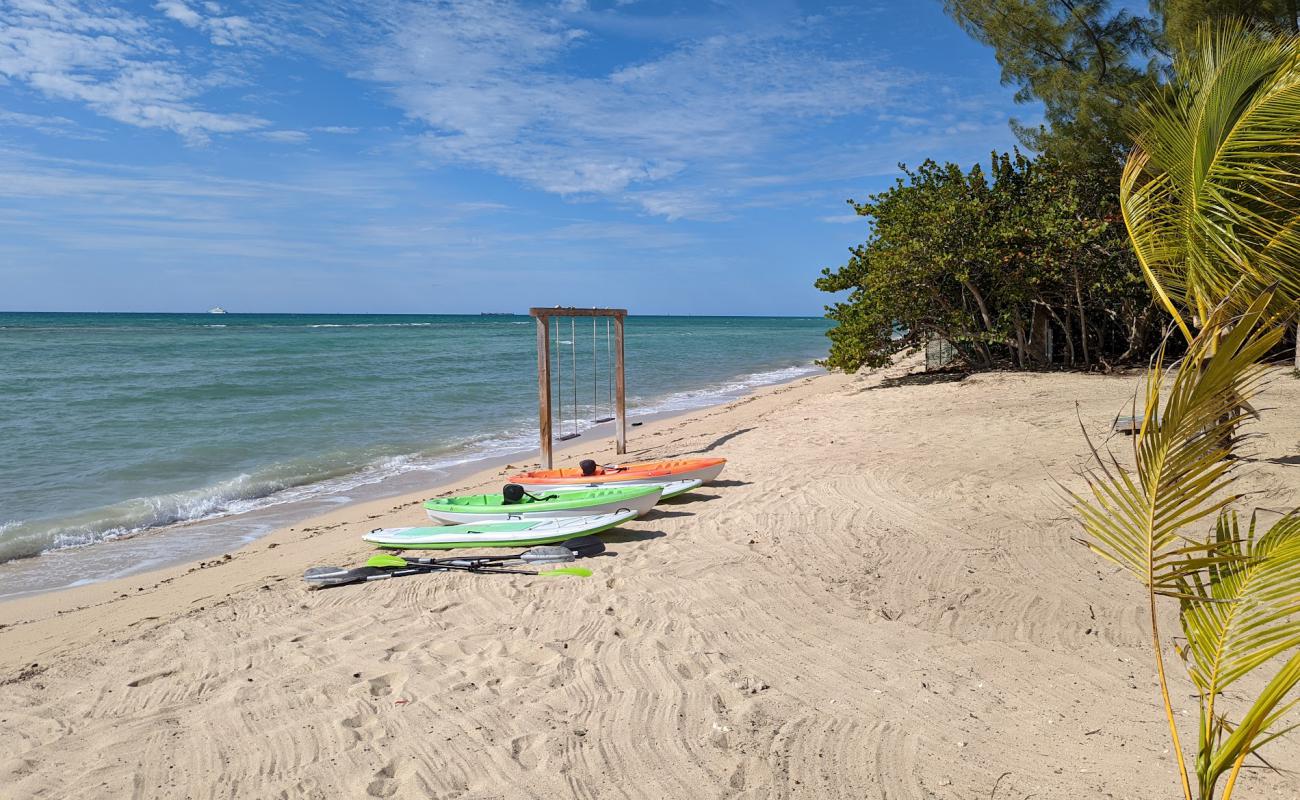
(1074, 289, 1285, 594)
(1120, 20, 1300, 337)
(1181, 512, 1300, 694)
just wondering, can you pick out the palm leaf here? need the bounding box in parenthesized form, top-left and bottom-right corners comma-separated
(1074, 289, 1285, 595)
(1178, 511, 1300, 794)
(1120, 20, 1300, 340)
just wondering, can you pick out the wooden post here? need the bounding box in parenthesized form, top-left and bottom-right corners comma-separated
(614, 315, 626, 455)
(536, 315, 552, 468)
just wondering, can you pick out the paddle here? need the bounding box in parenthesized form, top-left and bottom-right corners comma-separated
(303, 563, 591, 587)
(303, 537, 604, 588)
(386, 536, 604, 569)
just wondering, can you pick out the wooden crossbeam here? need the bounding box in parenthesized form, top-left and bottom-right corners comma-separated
(530, 307, 628, 318)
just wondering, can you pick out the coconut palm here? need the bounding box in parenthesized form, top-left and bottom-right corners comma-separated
(1074, 290, 1296, 800)
(1075, 289, 1300, 799)
(1120, 19, 1300, 345)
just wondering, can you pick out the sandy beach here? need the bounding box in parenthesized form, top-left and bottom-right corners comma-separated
(3, 358, 1299, 799)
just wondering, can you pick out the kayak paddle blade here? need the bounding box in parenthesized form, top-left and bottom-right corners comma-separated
(539, 567, 592, 578)
(366, 554, 410, 569)
(304, 566, 391, 587)
(560, 536, 606, 559)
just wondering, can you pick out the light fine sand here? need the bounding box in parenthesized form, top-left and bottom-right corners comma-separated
(3, 358, 1300, 798)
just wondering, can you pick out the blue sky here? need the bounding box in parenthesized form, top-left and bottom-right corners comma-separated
(0, 0, 1036, 314)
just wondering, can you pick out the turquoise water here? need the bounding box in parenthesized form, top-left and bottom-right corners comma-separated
(0, 313, 829, 570)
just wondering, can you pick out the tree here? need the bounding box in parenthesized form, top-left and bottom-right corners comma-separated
(943, 0, 1161, 163)
(1073, 291, 1300, 800)
(1154, 0, 1299, 58)
(944, 1, 1300, 163)
(815, 151, 1157, 372)
(1120, 20, 1300, 343)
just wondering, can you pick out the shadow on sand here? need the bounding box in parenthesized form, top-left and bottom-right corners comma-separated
(693, 427, 755, 453)
(663, 492, 720, 504)
(637, 508, 694, 522)
(859, 371, 968, 392)
(601, 528, 668, 545)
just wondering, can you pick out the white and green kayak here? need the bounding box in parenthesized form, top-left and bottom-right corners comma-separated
(549, 478, 701, 501)
(423, 483, 672, 524)
(363, 510, 639, 549)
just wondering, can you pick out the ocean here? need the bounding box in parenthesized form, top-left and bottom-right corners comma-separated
(0, 313, 829, 596)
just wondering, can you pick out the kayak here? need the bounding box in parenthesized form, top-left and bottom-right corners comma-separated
(548, 478, 701, 500)
(423, 484, 662, 524)
(507, 457, 726, 489)
(363, 510, 639, 549)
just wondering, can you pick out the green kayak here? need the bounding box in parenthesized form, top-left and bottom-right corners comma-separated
(423, 483, 662, 524)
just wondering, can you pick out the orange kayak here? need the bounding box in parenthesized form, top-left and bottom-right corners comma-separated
(508, 457, 726, 489)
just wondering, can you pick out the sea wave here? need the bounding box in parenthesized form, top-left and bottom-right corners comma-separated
(307, 322, 435, 328)
(631, 363, 823, 416)
(0, 360, 821, 565)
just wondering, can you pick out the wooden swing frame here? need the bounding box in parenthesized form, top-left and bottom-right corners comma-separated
(530, 307, 627, 469)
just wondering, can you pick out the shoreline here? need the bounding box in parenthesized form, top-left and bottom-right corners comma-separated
(0, 369, 834, 639)
(0, 362, 825, 601)
(5, 359, 1298, 797)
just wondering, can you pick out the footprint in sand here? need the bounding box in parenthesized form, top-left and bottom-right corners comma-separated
(365, 760, 400, 798)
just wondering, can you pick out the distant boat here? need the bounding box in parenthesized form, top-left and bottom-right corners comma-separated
(208, 307, 228, 314)
(480, 312, 515, 316)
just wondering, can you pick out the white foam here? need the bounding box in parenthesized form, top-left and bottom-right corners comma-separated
(0, 360, 822, 565)
(631, 363, 822, 416)
(307, 322, 435, 328)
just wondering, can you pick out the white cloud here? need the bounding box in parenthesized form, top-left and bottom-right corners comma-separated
(0, 0, 267, 142)
(257, 129, 310, 144)
(312, 125, 359, 135)
(154, 0, 256, 47)
(819, 213, 867, 224)
(0, 108, 100, 139)
(336, 0, 908, 218)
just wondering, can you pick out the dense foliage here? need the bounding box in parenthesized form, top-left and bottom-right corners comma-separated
(944, 0, 1160, 164)
(815, 151, 1159, 372)
(944, 0, 1300, 164)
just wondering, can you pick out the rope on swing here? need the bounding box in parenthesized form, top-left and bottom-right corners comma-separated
(595, 316, 615, 423)
(556, 316, 580, 441)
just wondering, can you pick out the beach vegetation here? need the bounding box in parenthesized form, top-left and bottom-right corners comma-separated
(1074, 20, 1300, 800)
(1120, 19, 1300, 344)
(815, 150, 1158, 372)
(1074, 290, 1300, 800)
(944, 1, 1300, 168)
(944, 0, 1161, 165)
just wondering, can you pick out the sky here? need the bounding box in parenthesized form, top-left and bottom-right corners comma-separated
(0, 0, 1038, 315)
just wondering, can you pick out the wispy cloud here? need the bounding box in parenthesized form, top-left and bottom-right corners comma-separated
(154, 0, 256, 46)
(0, 0, 267, 142)
(329, 0, 911, 218)
(256, 129, 310, 144)
(0, 108, 101, 139)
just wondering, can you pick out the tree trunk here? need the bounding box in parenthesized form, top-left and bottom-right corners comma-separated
(1052, 306, 1076, 366)
(1295, 320, 1299, 370)
(1012, 307, 1028, 369)
(1072, 266, 1091, 367)
(962, 280, 995, 332)
(1029, 303, 1051, 365)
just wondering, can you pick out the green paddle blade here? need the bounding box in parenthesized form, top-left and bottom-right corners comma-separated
(367, 554, 410, 568)
(539, 567, 592, 578)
